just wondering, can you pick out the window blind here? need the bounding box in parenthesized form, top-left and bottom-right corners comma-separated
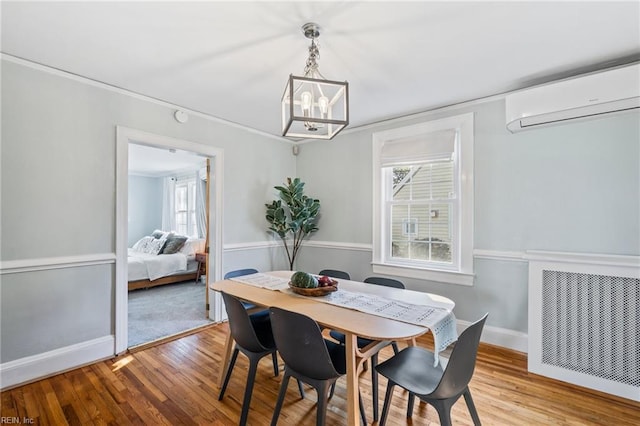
(380, 129, 456, 167)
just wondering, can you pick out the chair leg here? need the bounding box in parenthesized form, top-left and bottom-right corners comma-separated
(329, 382, 336, 399)
(358, 391, 367, 426)
(391, 341, 400, 354)
(271, 371, 291, 426)
(297, 379, 305, 399)
(431, 399, 454, 426)
(271, 351, 279, 376)
(463, 388, 482, 425)
(379, 381, 395, 426)
(371, 353, 379, 422)
(218, 347, 239, 400)
(315, 382, 331, 426)
(239, 359, 259, 426)
(407, 392, 415, 418)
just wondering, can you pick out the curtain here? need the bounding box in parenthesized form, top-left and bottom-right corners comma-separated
(161, 177, 176, 232)
(195, 169, 207, 238)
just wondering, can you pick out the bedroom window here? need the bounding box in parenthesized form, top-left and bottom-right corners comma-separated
(175, 180, 197, 237)
(372, 113, 475, 286)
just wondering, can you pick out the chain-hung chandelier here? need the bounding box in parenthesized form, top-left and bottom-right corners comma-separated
(282, 23, 349, 140)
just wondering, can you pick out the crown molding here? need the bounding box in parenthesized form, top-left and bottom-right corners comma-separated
(1, 53, 293, 144)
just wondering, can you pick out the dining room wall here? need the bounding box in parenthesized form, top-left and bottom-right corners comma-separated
(0, 57, 294, 384)
(2, 53, 637, 385)
(294, 96, 640, 346)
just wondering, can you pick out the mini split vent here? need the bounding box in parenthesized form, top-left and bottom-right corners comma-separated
(506, 63, 640, 132)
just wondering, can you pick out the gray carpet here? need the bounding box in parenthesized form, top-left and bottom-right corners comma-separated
(128, 280, 212, 347)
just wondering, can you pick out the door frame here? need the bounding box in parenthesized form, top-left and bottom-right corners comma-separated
(115, 126, 224, 354)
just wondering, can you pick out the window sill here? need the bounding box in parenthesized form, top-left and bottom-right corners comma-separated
(371, 262, 474, 286)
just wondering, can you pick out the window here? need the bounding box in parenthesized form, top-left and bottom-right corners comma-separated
(372, 113, 474, 285)
(391, 163, 453, 263)
(175, 179, 197, 237)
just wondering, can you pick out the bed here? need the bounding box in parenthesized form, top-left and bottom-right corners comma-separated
(128, 231, 206, 291)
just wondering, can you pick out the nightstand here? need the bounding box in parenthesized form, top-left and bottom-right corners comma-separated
(195, 252, 207, 283)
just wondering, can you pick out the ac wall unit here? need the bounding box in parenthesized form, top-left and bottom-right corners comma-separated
(506, 63, 640, 133)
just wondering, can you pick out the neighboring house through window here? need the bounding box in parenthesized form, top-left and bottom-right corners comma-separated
(372, 113, 474, 285)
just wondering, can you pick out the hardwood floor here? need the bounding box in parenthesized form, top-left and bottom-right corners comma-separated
(2, 323, 638, 425)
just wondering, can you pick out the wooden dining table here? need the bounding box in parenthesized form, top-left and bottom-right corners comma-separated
(211, 270, 455, 426)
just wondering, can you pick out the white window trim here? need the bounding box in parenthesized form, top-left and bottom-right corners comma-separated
(372, 113, 475, 286)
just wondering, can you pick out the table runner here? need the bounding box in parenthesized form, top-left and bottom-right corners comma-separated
(229, 273, 457, 364)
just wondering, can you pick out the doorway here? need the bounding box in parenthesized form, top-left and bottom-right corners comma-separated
(127, 144, 208, 347)
(115, 127, 224, 354)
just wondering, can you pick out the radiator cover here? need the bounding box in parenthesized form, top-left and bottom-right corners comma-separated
(528, 251, 639, 402)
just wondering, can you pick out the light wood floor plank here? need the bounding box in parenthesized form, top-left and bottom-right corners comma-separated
(2, 322, 639, 425)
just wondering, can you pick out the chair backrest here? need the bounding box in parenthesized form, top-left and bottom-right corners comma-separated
(224, 268, 259, 279)
(221, 292, 269, 352)
(269, 307, 341, 380)
(318, 269, 351, 280)
(432, 313, 488, 399)
(364, 276, 405, 289)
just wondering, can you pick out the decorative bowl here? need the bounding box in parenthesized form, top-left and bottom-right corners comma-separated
(288, 281, 338, 297)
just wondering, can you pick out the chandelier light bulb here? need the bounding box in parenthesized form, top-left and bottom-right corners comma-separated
(318, 96, 329, 117)
(301, 91, 313, 116)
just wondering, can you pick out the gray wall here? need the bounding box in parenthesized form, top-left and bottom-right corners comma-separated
(295, 99, 640, 333)
(1, 59, 295, 363)
(128, 175, 163, 247)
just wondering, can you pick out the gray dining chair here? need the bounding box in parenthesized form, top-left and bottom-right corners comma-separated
(375, 313, 488, 426)
(269, 306, 367, 426)
(328, 276, 405, 421)
(363, 276, 405, 289)
(318, 269, 351, 280)
(218, 292, 279, 426)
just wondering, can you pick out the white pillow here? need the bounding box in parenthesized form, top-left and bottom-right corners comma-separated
(143, 238, 165, 255)
(179, 238, 206, 257)
(132, 236, 165, 255)
(132, 236, 154, 251)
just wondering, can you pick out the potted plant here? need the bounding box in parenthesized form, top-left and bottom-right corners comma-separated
(265, 177, 320, 270)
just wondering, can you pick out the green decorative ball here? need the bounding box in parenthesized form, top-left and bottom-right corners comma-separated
(290, 271, 318, 289)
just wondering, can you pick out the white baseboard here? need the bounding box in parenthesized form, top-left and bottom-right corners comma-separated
(0, 335, 114, 389)
(457, 319, 528, 353)
(0, 323, 526, 391)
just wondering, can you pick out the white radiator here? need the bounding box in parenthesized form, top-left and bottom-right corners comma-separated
(527, 251, 639, 402)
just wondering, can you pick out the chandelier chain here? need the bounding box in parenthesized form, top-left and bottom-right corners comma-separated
(304, 39, 325, 79)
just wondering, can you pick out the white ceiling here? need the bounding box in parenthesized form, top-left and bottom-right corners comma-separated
(2, 1, 639, 140)
(128, 143, 207, 176)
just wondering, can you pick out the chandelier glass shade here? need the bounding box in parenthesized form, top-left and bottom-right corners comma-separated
(281, 23, 349, 140)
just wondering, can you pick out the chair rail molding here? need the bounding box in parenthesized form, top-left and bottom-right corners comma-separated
(0, 253, 116, 274)
(304, 240, 373, 252)
(473, 249, 526, 262)
(223, 240, 282, 252)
